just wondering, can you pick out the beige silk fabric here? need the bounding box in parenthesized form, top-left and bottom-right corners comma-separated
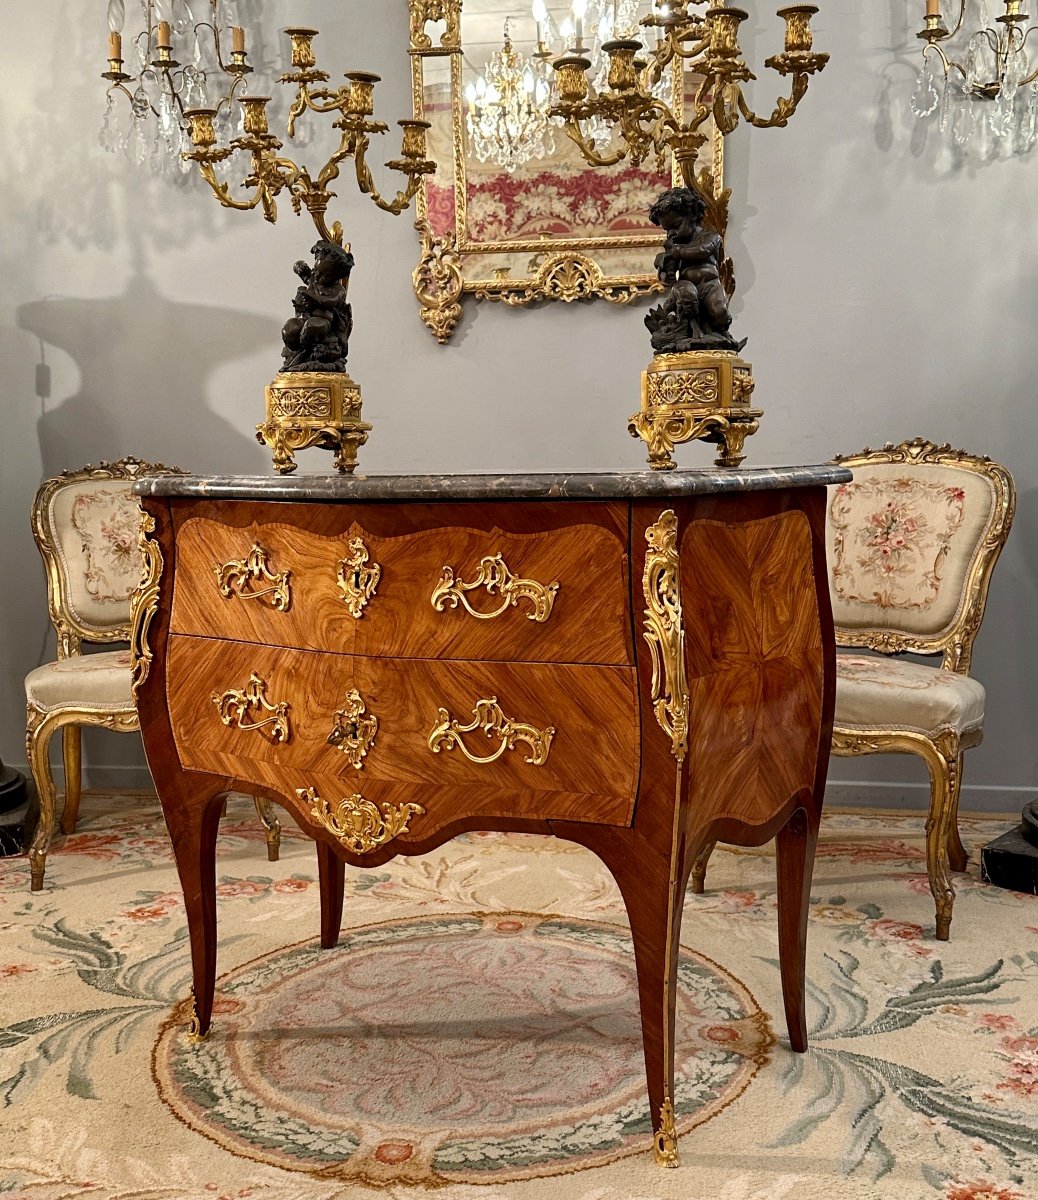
(45, 480, 141, 634)
(827, 464, 997, 640)
(835, 653, 986, 737)
(24, 651, 135, 712)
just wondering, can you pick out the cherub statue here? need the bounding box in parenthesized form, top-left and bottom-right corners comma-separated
(644, 187, 746, 356)
(281, 240, 356, 373)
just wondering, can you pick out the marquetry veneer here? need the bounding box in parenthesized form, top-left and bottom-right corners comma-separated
(131, 467, 848, 1168)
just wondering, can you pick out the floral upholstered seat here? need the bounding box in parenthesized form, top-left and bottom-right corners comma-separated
(25, 650, 136, 711)
(692, 439, 1015, 942)
(834, 654, 985, 738)
(24, 458, 282, 890)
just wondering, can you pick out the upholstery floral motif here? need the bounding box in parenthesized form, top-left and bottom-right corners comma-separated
(69, 488, 140, 605)
(830, 478, 967, 611)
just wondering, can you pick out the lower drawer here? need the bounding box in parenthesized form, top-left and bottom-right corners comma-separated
(166, 635, 640, 831)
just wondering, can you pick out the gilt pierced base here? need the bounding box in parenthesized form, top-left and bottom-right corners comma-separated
(630, 351, 761, 471)
(258, 371, 371, 476)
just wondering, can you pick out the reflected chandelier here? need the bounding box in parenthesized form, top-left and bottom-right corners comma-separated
(913, 0, 1038, 151)
(465, 19, 554, 171)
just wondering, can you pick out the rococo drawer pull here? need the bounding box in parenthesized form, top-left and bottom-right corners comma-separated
(212, 674, 291, 743)
(298, 787, 424, 854)
(215, 543, 292, 611)
(431, 554, 559, 622)
(337, 537, 381, 618)
(428, 697, 555, 766)
(327, 688, 378, 769)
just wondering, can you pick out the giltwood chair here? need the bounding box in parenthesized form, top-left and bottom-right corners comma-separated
(25, 457, 282, 890)
(691, 439, 1015, 940)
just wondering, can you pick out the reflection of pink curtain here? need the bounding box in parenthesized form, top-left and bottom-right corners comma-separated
(427, 182, 457, 239)
(459, 165, 666, 243)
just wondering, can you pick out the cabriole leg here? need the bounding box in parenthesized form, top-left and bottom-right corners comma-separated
(317, 840, 346, 950)
(60, 725, 82, 835)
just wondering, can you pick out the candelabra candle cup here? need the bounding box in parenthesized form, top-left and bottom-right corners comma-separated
(777, 5, 819, 54)
(184, 108, 219, 147)
(345, 71, 380, 117)
(284, 27, 319, 70)
(707, 5, 749, 56)
(240, 96, 271, 136)
(398, 118, 431, 159)
(553, 55, 592, 103)
(603, 39, 643, 91)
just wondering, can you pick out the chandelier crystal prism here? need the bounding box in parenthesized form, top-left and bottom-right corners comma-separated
(914, 0, 1038, 151)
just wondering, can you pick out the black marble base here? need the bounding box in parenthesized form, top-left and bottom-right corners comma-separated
(0, 761, 27, 815)
(981, 818, 1038, 896)
(0, 800, 32, 857)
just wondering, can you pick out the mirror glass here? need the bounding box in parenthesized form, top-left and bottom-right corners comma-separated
(410, 1, 722, 341)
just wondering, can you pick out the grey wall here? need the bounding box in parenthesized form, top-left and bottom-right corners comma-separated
(1, 1, 1035, 812)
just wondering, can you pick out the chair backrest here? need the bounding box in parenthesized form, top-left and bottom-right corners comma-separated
(826, 438, 1015, 673)
(31, 457, 182, 658)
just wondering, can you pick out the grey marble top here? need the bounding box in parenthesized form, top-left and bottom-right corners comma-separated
(134, 465, 851, 503)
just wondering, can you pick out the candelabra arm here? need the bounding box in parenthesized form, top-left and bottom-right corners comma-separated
(736, 73, 810, 129)
(945, 0, 969, 41)
(560, 118, 631, 167)
(195, 159, 268, 214)
(353, 134, 426, 215)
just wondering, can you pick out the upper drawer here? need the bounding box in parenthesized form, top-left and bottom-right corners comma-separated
(170, 502, 633, 666)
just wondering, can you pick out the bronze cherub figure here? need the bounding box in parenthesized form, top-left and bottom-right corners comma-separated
(644, 187, 746, 356)
(281, 239, 356, 373)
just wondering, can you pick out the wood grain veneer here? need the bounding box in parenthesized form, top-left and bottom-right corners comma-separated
(171, 500, 632, 666)
(167, 635, 640, 830)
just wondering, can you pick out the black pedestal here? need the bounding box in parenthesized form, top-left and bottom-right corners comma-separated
(0, 759, 30, 857)
(980, 800, 1038, 896)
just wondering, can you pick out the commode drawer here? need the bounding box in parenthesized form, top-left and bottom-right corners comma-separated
(166, 635, 640, 828)
(169, 503, 633, 666)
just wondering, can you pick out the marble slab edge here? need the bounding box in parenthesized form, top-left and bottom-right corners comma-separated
(133, 465, 852, 503)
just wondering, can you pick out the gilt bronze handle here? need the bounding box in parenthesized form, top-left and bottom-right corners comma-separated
(430, 553, 559, 622)
(212, 674, 291, 743)
(215, 543, 292, 611)
(428, 697, 555, 766)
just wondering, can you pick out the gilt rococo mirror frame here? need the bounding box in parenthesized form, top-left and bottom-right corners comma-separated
(407, 0, 726, 343)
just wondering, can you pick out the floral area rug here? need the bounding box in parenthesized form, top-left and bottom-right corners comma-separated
(1, 794, 1036, 1200)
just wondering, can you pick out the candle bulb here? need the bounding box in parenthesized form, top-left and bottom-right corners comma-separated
(573, 0, 588, 48)
(157, 20, 172, 47)
(108, 30, 122, 60)
(232, 26, 246, 54)
(925, 0, 940, 14)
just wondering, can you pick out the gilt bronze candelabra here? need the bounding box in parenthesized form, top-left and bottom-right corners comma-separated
(551, 1, 828, 469)
(104, 13, 434, 475)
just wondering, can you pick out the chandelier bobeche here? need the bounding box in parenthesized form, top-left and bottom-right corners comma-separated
(913, 0, 1038, 151)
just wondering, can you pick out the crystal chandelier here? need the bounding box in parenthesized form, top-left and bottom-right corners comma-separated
(100, 0, 252, 177)
(464, 19, 554, 171)
(913, 0, 1038, 151)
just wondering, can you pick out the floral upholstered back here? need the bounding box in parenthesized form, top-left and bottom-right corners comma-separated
(32, 459, 182, 651)
(825, 443, 1014, 665)
(46, 480, 142, 631)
